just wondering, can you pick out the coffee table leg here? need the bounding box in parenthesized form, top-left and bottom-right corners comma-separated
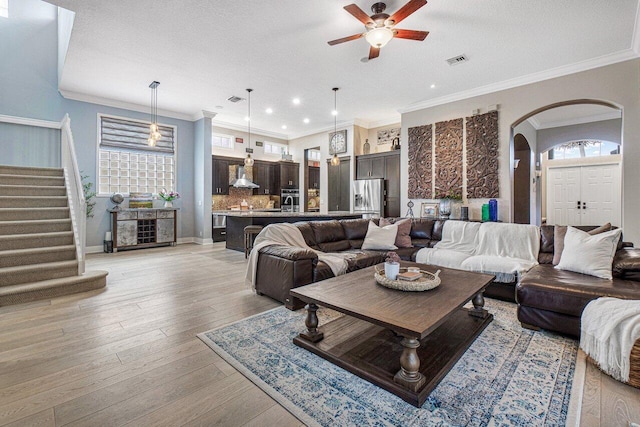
(298, 303, 324, 343)
(469, 291, 489, 318)
(393, 337, 426, 392)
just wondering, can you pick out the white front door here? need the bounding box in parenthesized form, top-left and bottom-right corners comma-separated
(545, 163, 621, 226)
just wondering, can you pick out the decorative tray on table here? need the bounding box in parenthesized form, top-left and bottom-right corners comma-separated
(374, 267, 441, 292)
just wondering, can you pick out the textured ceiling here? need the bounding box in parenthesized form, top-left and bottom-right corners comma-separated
(47, 0, 638, 137)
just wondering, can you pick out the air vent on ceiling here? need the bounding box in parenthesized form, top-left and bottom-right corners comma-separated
(446, 54, 468, 66)
(227, 95, 244, 103)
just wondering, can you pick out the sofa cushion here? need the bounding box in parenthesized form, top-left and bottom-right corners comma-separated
(295, 222, 318, 249)
(553, 223, 612, 265)
(432, 220, 446, 241)
(461, 255, 536, 283)
(313, 251, 386, 282)
(361, 221, 398, 250)
(556, 227, 621, 279)
(613, 248, 640, 279)
(410, 238, 431, 248)
(380, 217, 412, 248)
(394, 247, 421, 261)
(310, 220, 351, 252)
(540, 225, 554, 254)
(517, 264, 640, 318)
(410, 219, 435, 239)
(341, 218, 371, 241)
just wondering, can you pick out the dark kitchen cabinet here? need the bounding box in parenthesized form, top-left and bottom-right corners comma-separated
(212, 157, 229, 195)
(279, 162, 299, 189)
(252, 161, 272, 195)
(308, 166, 320, 189)
(327, 158, 351, 211)
(356, 156, 385, 179)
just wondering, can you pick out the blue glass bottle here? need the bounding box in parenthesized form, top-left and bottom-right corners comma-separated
(489, 199, 498, 222)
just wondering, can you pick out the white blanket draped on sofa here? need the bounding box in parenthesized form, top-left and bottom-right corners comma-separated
(245, 223, 355, 291)
(415, 221, 540, 282)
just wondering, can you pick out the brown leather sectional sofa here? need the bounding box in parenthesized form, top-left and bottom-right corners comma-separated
(254, 218, 640, 337)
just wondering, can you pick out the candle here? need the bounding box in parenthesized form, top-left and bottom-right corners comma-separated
(105, 231, 112, 241)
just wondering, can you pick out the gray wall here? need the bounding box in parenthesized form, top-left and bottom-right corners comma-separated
(401, 60, 640, 243)
(0, 0, 197, 247)
(537, 118, 621, 153)
(0, 122, 61, 167)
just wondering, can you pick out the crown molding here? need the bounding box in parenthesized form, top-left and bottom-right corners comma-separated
(59, 89, 196, 122)
(211, 119, 290, 140)
(366, 116, 402, 129)
(0, 114, 62, 129)
(633, 0, 640, 54)
(200, 110, 218, 120)
(398, 49, 639, 114)
(535, 111, 621, 130)
(287, 120, 356, 140)
(526, 116, 541, 130)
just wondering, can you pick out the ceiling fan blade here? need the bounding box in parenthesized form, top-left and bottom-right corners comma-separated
(344, 4, 374, 26)
(394, 29, 429, 41)
(388, 0, 427, 25)
(369, 46, 380, 60)
(328, 33, 363, 46)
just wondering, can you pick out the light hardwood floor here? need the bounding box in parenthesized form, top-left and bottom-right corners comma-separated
(0, 243, 637, 427)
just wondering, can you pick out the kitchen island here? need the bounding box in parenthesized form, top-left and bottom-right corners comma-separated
(223, 211, 368, 252)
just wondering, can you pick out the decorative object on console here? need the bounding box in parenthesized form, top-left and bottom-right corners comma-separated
(129, 192, 153, 209)
(439, 190, 462, 220)
(482, 204, 490, 222)
(489, 198, 498, 221)
(408, 124, 433, 199)
(421, 202, 438, 218)
(460, 206, 469, 221)
(361, 221, 398, 250)
(327, 1, 429, 61)
(244, 88, 255, 167)
(147, 81, 161, 146)
(434, 118, 463, 198)
(556, 227, 622, 280)
(377, 127, 400, 145)
(158, 188, 180, 208)
(466, 111, 499, 198)
(363, 138, 371, 154)
(391, 137, 400, 150)
(405, 200, 415, 218)
(110, 192, 124, 211)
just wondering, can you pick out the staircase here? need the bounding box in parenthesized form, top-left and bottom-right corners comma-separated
(0, 165, 107, 306)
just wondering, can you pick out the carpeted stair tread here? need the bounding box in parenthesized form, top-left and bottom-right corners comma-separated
(0, 231, 74, 250)
(0, 218, 72, 235)
(0, 184, 67, 196)
(0, 207, 70, 221)
(0, 196, 68, 208)
(0, 174, 65, 186)
(0, 245, 76, 268)
(0, 260, 79, 286)
(0, 165, 63, 177)
(0, 270, 107, 306)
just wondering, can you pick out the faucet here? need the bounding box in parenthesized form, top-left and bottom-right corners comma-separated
(284, 195, 293, 210)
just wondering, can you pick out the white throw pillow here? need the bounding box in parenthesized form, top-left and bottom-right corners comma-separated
(361, 221, 398, 250)
(556, 227, 622, 280)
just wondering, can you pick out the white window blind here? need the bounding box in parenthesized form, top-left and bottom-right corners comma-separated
(100, 116, 175, 154)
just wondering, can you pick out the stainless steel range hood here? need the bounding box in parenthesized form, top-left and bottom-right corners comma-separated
(230, 166, 259, 189)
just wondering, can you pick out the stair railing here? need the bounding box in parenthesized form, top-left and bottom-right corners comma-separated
(60, 114, 86, 274)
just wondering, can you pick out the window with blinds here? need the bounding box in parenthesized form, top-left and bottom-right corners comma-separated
(97, 115, 177, 196)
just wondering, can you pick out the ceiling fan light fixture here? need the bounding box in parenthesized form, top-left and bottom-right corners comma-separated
(365, 27, 393, 48)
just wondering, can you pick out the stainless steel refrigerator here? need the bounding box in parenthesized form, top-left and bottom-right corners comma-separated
(353, 179, 384, 218)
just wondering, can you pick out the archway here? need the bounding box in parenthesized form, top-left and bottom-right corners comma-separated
(513, 133, 532, 224)
(511, 100, 622, 226)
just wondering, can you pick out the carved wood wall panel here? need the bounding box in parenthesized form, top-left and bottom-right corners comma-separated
(434, 118, 463, 198)
(408, 124, 433, 199)
(466, 111, 499, 198)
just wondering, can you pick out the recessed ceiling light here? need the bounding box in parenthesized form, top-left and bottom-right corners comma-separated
(430, 84, 436, 89)
(265, 107, 273, 114)
(303, 118, 310, 124)
(292, 98, 301, 105)
(244, 116, 250, 122)
(331, 110, 338, 116)
(281, 125, 287, 129)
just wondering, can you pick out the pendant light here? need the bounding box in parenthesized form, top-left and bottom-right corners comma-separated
(330, 87, 341, 166)
(244, 88, 254, 167)
(148, 81, 161, 146)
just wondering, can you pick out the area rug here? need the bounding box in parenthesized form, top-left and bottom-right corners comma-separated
(198, 299, 585, 427)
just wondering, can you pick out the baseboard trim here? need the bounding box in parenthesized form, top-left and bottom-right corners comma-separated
(85, 237, 200, 254)
(193, 238, 214, 246)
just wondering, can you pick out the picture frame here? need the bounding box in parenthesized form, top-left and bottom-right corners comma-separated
(329, 130, 347, 155)
(421, 202, 439, 218)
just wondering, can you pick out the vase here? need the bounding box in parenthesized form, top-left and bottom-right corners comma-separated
(385, 262, 400, 280)
(163, 201, 173, 208)
(439, 199, 452, 219)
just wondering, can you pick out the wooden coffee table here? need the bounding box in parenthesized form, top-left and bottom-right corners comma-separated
(291, 262, 495, 407)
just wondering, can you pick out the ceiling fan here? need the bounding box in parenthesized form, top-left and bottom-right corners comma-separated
(328, 0, 429, 60)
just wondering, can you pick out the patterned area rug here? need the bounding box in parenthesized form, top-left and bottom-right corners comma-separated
(198, 299, 585, 427)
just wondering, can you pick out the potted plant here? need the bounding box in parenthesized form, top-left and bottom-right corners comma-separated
(158, 189, 180, 208)
(385, 251, 401, 280)
(439, 190, 463, 219)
